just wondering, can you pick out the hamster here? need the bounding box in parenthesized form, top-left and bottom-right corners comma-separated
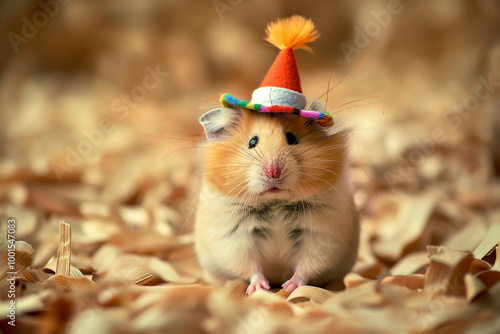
(194, 103, 359, 294)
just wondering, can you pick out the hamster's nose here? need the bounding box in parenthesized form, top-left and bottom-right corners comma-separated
(265, 162, 281, 179)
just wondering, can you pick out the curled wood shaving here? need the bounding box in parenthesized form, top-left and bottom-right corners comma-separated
(0, 240, 34, 280)
(469, 258, 492, 275)
(464, 273, 487, 302)
(44, 256, 86, 278)
(472, 223, 500, 259)
(31, 241, 58, 268)
(444, 219, 489, 251)
(343, 272, 371, 289)
(0, 203, 39, 237)
(475, 271, 500, 289)
(372, 193, 437, 261)
(45, 274, 96, 289)
(286, 285, 336, 305)
(117, 206, 151, 230)
(79, 201, 111, 218)
(0, 291, 50, 320)
(64, 308, 114, 334)
(491, 246, 500, 272)
(43, 221, 96, 290)
(147, 257, 197, 284)
(351, 262, 386, 279)
(108, 231, 193, 254)
(390, 251, 429, 275)
(91, 244, 121, 274)
(123, 267, 155, 285)
(16, 267, 41, 283)
(424, 246, 473, 296)
(381, 274, 425, 291)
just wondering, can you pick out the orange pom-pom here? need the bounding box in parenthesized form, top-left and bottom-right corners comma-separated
(264, 15, 320, 52)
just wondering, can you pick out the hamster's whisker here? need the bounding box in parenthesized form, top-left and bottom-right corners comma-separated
(224, 180, 252, 217)
(205, 152, 260, 166)
(222, 142, 261, 162)
(328, 103, 372, 114)
(255, 120, 266, 160)
(225, 162, 261, 168)
(214, 145, 255, 162)
(215, 145, 256, 159)
(233, 127, 265, 161)
(171, 182, 213, 257)
(256, 145, 265, 161)
(295, 136, 338, 157)
(299, 179, 329, 208)
(209, 152, 259, 166)
(298, 148, 345, 160)
(204, 162, 260, 169)
(233, 192, 254, 227)
(233, 127, 250, 143)
(305, 173, 350, 212)
(299, 146, 344, 156)
(220, 179, 248, 200)
(283, 130, 331, 160)
(297, 165, 339, 177)
(295, 144, 341, 160)
(297, 156, 343, 163)
(223, 139, 257, 159)
(297, 181, 321, 237)
(218, 181, 250, 222)
(229, 184, 254, 223)
(239, 187, 257, 220)
(289, 179, 324, 239)
(283, 125, 327, 157)
(203, 165, 259, 173)
(255, 139, 265, 161)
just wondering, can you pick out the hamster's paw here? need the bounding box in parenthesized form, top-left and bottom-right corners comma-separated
(246, 270, 270, 295)
(246, 280, 270, 295)
(282, 269, 306, 293)
(282, 279, 304, 293)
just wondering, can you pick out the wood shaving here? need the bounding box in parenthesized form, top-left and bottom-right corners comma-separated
(1, 1, 500, 333)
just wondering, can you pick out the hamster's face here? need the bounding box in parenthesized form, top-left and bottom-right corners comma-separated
(202, 108, 348, 204)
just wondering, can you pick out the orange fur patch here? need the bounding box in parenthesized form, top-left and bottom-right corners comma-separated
(203, 108, 348, 200)
(293, 129, 348, 198)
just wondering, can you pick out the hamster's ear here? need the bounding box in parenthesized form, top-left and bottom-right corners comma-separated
(307, 100, 325, 112)
(199, 108, 232, 141)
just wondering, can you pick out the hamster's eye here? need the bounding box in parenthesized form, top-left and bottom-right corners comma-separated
(285, 132, 298, 145)
(248, 136, 259, 149)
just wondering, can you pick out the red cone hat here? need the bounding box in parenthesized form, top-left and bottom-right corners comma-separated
(219, 16, 334, 126)
(250, 16, 319, 110)
(260, 48, 302, 93)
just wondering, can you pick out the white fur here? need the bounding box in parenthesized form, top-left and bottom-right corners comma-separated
(194, 163, 359, 286)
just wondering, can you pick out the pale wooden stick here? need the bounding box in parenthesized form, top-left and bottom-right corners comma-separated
(55, 221, 71, 277)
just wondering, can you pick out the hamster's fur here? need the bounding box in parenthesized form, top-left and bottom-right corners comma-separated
(194, 105, 359, 294)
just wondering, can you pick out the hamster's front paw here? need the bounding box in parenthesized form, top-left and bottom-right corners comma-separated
(246, 269, 270, 295)
(282, 269, 306, 293)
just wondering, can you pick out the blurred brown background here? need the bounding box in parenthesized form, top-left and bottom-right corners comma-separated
(2, 1, 500, 333)
(1, 0, 500, 233)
